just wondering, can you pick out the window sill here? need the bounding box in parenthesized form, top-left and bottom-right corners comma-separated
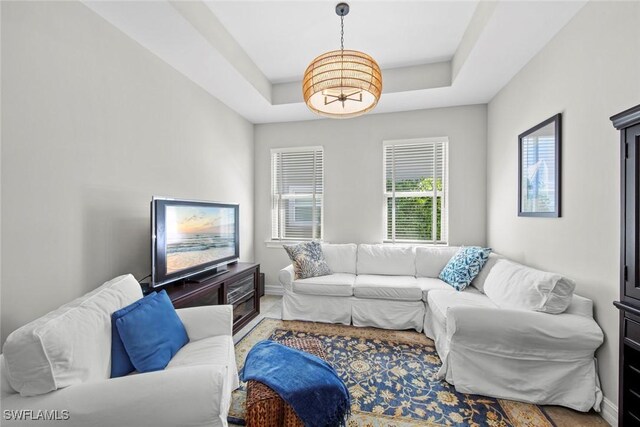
(264, 240, 324, 248)
(382, 241, 449, 247)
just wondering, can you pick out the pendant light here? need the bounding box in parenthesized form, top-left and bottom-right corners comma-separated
(302, 3, 382, 119)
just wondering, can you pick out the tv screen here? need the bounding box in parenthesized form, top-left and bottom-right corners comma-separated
(151, 197, 239, 287)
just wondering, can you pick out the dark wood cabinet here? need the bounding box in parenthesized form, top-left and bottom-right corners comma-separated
(162, 262, 260, 335)
(612, 104, 640, 426)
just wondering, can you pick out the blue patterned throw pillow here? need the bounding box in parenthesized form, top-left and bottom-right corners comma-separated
(439, 246, 492, 291)
(283, 241, 332, 280)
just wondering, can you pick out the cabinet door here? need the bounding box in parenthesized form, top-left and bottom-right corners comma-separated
(625, 124, 640, 301)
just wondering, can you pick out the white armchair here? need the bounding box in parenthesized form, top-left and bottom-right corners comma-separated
(1, 275, 239, 427)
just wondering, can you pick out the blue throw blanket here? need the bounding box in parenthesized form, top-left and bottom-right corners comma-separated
(241, 340, 350, 427)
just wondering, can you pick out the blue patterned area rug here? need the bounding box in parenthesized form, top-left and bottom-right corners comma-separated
(229, 319, 555, 427)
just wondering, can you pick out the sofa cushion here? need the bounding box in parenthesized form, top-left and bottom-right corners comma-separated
(354, 275, 421, 301)
(470, 252, 503, 293)
(292, 273, 355, 297)
(356, 244, 415, 276)
(439, 247, 492, 291)
(114, 290, 189, 373)
(3, 274, 143, 396)
(167, 335, 234, 370)
(427, 288, 497, 322)
(321, 243, 357, 274)
(417, 277, 453, 302)
(415, 246, 458, 278)
(484, 259, 576, 314)
(284, 241, 332, 280)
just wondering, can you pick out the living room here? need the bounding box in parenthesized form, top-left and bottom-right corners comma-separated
(1, 1, 639, 426)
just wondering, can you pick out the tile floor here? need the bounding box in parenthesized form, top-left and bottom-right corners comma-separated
(232, 295, 609, 427)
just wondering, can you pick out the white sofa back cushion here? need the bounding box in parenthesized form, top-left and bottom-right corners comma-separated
(484, 260, 576, 314)
(357, 244, 415, 276)
(321, 243, 357, 274)
(471, 252, 503, 293)
(3, 274, 143, 396)
(415, 246, 458, 278)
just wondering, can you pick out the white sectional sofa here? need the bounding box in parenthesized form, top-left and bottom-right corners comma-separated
(279, 243, 604, 412)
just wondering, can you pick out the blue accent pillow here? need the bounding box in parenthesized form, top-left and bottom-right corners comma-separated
(439, 246, 492, 291)
(113, 290, 189, 373)
(111, 291, 158, 378)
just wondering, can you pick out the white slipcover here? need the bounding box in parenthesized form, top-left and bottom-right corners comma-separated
(424, 291, 603, 411)
(352, 298, 424, 331)
(3, 274, 143, 396)
(278, 243, 605, 411)
(1, 361, 231, 427)
(321, 243, 357, 274)
(1, 280, 239, 427)
(293, 273, 355, 297)
(279, 264, 295, 292)
(415, 246, 458, 277)
(354, 275, 421, 301)
(356, 244, 415, 276)
(416, 277, 453, 301)
(484, 259, 576, 314)
(470, 252, 502, 293)
(282, 292, 352, 325)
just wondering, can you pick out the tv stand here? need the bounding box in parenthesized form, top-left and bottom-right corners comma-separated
(184, 267, 229, 284)
(162, 262, 260, 334)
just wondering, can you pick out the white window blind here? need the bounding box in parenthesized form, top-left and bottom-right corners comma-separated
(384, 138, 448, 244)
(271, 147, 324, 240)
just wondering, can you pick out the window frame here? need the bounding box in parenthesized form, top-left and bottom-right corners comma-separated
(383, 137, 449, 245)
(270, 146, 324, 242)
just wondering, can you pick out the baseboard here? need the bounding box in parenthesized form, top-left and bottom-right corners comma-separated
(601, 397, 617, 426)
(265, 285, 284, 296)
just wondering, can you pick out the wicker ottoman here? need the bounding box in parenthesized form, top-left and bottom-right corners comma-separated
(245, 337, 328, 427)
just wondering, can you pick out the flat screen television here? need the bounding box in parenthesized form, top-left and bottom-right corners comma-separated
(151, 197, 239, 288)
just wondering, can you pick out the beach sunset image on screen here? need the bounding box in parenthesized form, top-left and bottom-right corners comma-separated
(165, 205, 236, 275)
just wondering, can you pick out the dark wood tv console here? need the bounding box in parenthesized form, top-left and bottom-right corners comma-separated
(161, 262, 260, 335)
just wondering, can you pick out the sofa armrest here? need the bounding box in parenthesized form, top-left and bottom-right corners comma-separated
(279, 264, 295, 292)
(176, 305, 233, 340)
(447, 306, 604, 357)
(1, 365, 228, 427)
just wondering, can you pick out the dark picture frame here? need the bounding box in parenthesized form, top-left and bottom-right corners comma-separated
(518, 113, 561, 217)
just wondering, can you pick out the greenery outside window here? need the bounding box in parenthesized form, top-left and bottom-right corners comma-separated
(384, 138, 448, 244)
(271, 146, 324, 241)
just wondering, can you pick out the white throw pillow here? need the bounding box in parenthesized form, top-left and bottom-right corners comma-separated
(483, 259, 576, 314)
(3, 274, 143, 396)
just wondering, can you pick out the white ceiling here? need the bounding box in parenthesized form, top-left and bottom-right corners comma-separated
(83, 1, 587, 124)
(205, 1, 479, 83)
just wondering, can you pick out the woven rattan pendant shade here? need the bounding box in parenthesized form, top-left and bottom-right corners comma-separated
(302, 3, 382, 119)
(303, 50, 382, 119)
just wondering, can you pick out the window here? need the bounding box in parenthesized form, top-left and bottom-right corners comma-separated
(271, 147, 324, 241)
(384, 138, 448, 244)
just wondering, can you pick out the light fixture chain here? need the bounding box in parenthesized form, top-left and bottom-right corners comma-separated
(340, 15, 344, 51)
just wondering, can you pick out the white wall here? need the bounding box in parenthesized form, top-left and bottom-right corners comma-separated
(487, 0, 640, 413)
(255, 105, 487, 288)
(0, 2, 255, 343)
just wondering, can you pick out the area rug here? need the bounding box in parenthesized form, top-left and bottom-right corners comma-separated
(229, 319, 555, 427)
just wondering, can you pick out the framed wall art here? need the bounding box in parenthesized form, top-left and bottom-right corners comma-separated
(518, 113, 561, 217)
